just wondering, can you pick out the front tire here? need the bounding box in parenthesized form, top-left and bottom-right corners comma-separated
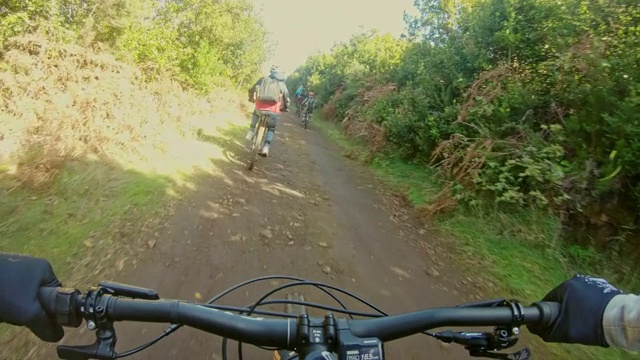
(247, 121, 266, 171)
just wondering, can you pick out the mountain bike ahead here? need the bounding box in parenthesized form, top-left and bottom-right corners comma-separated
(296, 100, 310, 129)
(38, 276, 561, 360)
(301, 109, 310, 129)
(295, 102, 303, 118)
(247, 113, 269, 171)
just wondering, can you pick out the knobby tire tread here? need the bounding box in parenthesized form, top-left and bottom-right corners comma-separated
(248, 117, 267, 171)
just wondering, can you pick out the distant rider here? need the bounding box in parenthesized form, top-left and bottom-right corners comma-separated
(247, 65, 290, 156)
(301, 91, 317, 118)
(294, 84, 306, 109)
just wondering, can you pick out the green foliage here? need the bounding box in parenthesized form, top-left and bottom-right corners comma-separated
(1, 1, 54, 43)
(159, 0, 268, 91)
(117, 18, 182, 78)
(314, 114, 637, 360)
(294, 0, 640, 256)
(76, 0, 132, 47)
(1, 0, 269, 93)
(287, 31, 408, 108)
(475, 141, 567, 207)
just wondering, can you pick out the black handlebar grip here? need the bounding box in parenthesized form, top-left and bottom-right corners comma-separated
(532, 301, 561, 328)
(38, 287, 83, 328)
(38, 287, 57, 315)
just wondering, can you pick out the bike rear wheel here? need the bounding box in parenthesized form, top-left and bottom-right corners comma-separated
(247, 117, 267, 171)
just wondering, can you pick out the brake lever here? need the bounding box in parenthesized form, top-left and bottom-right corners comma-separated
(433, 331, 490, 347)
(434, 325, 526, 359)
(98, 281, 159, 300)
(469, 347, 531, 360)
(434, 331, 529, 359)
(57, 328, 117, 360)
(56, 322, 117, 360)
(457, 298, 507, 308)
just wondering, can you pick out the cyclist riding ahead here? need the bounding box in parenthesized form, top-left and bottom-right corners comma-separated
(246, 65, 291, 157)
(295, 84, 305, 105)
(2, 252, 640, 359)
(301, 91, 317, 119)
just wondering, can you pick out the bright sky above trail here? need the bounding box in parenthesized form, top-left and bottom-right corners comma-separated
(250, 0, 418, 75)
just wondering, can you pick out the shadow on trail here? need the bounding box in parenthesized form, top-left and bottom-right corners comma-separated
(0, 110, 335, 359)
(3, 112, 471, 360)
(0, 156, 218, 358)
(196, 127, 245, 167)
(96, 113, 342, 360)
(1, 112, 316, 358)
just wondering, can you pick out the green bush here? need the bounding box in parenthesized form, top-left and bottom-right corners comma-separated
(1, 0, 268, 93)
(291, 0, 640, 255)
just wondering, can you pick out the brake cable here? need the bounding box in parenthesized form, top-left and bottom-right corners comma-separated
(231, 279, 380, 360)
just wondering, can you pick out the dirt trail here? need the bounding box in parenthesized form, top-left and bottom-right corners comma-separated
(54, 113, 475, 359)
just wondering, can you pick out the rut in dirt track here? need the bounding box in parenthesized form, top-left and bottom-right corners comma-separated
(54, 113, 476, 359)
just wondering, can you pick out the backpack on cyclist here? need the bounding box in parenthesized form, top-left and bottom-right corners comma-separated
(257, 75, 281, 103)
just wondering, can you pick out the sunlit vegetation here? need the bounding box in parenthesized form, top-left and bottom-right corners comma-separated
(0, 0, 268, 355)
(294, 2, 640, 358)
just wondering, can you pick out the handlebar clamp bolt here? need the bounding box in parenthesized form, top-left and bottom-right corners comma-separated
(87, 320, 97, 331)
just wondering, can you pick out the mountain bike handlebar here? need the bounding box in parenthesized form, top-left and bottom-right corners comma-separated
(350, 301, 559, 341)
(38, 282, 560, 360)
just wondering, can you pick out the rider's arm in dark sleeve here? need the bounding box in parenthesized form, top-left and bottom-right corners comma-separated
(279, 81, 291, 109)
(248, 78, 262, 100)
